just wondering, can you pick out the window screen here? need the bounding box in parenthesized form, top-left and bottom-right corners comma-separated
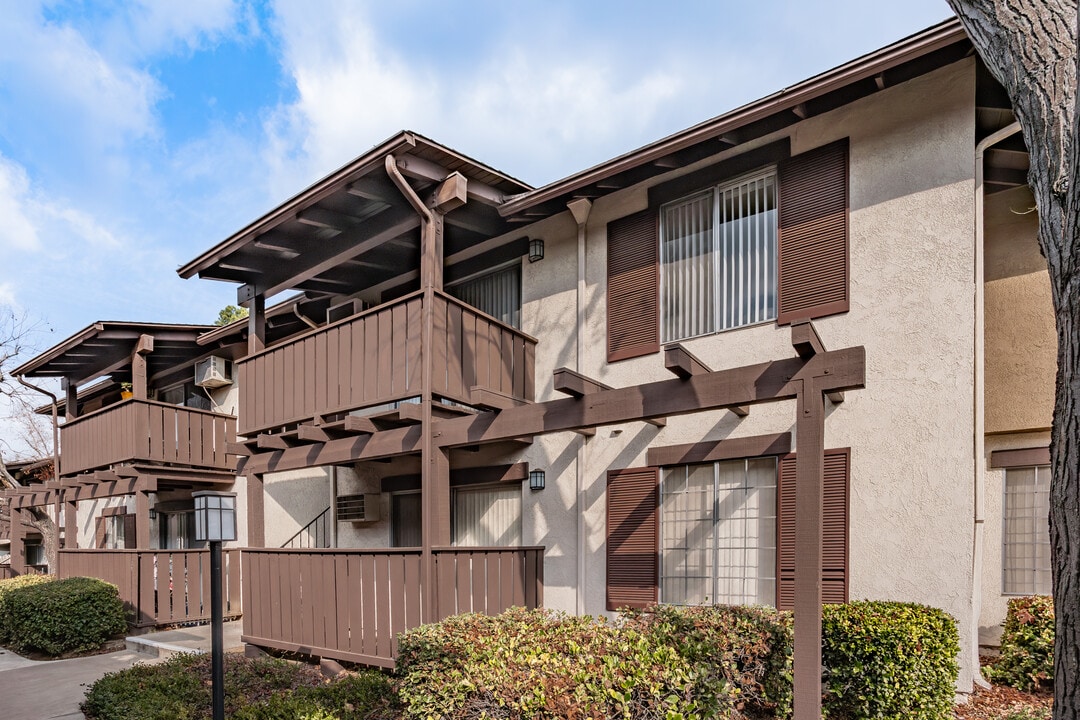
(1003, 466, 1052, 595)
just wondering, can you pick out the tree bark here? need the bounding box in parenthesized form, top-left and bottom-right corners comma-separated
(946, 2, 1079, 717)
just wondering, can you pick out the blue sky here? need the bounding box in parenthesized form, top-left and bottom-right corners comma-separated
(0, 0, 954, 346)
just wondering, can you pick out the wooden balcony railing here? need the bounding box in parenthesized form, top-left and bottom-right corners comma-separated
(57, 549, 242, 628)
(242, 546, 543, 668)
(237, 290, 537, 436)
(59, 400, 236, 477)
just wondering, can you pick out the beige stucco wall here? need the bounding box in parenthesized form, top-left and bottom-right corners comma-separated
(983, 185, 1054, 434)
(263, 466, 333, 548)
(514, 58, 979, 689)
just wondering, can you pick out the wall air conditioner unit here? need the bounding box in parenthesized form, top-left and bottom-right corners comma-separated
(326, 298, 367, 324)
(194, 356, 233, 389)
(336, 493, 380, 523)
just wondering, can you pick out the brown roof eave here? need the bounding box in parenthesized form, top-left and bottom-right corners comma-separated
(499, 17, 966, 217)
(177, 132, 420, 280)
(11, 321, 213, 378)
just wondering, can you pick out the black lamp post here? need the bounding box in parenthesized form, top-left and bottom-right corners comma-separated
(193, 491, 236, 720)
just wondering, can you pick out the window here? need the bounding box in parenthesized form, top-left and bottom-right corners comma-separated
(448, 265, 521, 328)
(452, 486, 522, 546)
(661, 457, 777, 605)
(102, 515, 126, 550)
(391, 492, 422, 548)
(1003, 465, 1052, 595)
(158, 380, 212, 411)
(660, 170, 777, 342)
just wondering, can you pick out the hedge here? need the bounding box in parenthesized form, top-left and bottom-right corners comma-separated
(83, 652, 396, 720)
(3, 576, 126, 655)
(395, 607, 704, 719)
(821, 601, 959, 720)
(397, 603, 959, 720)
(984, 595, 1054, 691)
(0, 573, 55, 642)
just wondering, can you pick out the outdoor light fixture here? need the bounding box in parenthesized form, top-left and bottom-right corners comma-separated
(529, 469, 546, 491)
(193, 491, 236, 720)
(148, 508, 157, 521)
(193, 492, 237, 543)
(528, 238, 545, 263)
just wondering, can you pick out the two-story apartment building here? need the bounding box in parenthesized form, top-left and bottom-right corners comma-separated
(3, 17, 1056, 697)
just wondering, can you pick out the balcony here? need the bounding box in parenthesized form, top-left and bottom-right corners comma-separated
(236, 289, 536, 437)
(59, 399, 237, 477)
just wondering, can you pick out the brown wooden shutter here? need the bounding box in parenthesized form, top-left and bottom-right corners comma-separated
(94, 517, 106, 548)
(123, 513, 137, 549)
(777, 139, 849, 325)
(606, 467, 659, 610)
(607, 210, 659, 362)
(777, 448, 850, 610)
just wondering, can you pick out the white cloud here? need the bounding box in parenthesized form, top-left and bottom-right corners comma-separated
(0, 282, 18, 309)
(264, 0, 685, 191)
(0, 156, 40, 251)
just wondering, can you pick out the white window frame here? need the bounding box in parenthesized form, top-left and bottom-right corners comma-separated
(1002, 465, 1053, 595)
(660, 457, 777, 607)
(659, 168, 778, 343)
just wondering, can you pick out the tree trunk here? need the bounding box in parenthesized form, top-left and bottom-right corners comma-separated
(0, 454, 59, 572)
(946, 2, 1079, 717)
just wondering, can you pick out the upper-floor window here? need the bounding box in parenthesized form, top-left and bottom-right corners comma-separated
(158, 380, 211, 411)
(448, 264, 521, 329)
(660, 170, 777, 343)
(1003, 465, 1052, 595)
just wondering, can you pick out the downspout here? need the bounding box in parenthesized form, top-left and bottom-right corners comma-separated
(567, 198, 592, 617)
(293, 304, 320, 330)
(971, 121, 1021, 688)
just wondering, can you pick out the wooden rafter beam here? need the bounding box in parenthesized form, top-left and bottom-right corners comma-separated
(395, 155, 506, 206)
(791, 320, 844, 403)
(664, 344, 746, 416)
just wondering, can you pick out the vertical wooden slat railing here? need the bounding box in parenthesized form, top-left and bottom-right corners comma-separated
(236, 291, 538, 437)
(59, 401, 236, 477)
(57, 549, 241, 627)
(242, 546, 543, 668)
(432, 546, 544, 620)
(0, 565, 17, 580)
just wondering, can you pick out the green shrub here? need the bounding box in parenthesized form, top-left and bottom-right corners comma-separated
(821, 601, 959, 720)
(4, 576, 125, 655)
(624, 603, 794, 718)
(395, 607, 705, 719)
(0, 573, 55, 642)
(985, 595, 1054, 691)
(83, 652, 394, 720)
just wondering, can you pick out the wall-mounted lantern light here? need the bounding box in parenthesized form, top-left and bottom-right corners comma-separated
(528, 238, 545, 263)
(529, 469, 546, 491)
(148, 507, 157, 521)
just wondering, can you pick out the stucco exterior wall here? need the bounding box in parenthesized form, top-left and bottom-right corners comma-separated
(263, 466, 333, 548)
(517, 58, 979, 689)
(76, 495, 132, 548)
(983, 185, 1054, 434)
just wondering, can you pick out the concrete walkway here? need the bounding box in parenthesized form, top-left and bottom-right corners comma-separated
(0, 620, 245, 720)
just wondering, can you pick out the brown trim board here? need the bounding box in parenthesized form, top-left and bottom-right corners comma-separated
(990, 446, 1051, 469)
(647, 433, 791, 467)
(381, 463, 528, 493)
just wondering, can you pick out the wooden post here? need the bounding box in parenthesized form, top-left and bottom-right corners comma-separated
(9, 506, 26, 574)
(248, 294, 266, 355)
(135, 490, 152, 548)
(793, 378, 825, 719)
(65, 492, 78, 549)
(63, 377, 78, 421)
(247, 473, 265, 547)
(131, 334, 154, 401)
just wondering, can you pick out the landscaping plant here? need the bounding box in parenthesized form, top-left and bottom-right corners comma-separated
(985, 595, 1055, 692)
(2, 575, 125, 655)
(0, 573, 54, 642)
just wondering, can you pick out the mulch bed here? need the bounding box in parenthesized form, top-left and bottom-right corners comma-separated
(954, 658, 1052, 720)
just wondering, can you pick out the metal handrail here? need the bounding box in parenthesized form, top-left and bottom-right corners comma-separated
(281, 506, 332, 549)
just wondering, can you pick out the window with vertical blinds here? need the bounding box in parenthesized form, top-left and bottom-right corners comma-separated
(448, 264, 521, 329)
(660, 170, 777, 342)
(452, 486, 522, 547)
(660, 457, 777, 606)
(1003, 466, 1052, 595)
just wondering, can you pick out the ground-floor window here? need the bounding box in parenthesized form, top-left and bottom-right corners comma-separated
(102, 514, 126, 550)
(1003, 465, 1052, 595)
(391, 492, 422, 548)
(660, 457, 777, 606)
(159, 511, 197, 550)
(452, 486, 522, 546)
